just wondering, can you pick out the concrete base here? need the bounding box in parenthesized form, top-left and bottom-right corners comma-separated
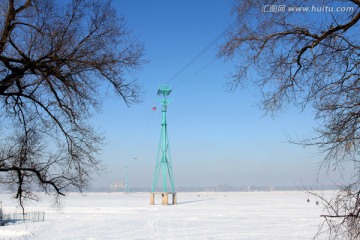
(150, 192, 177, 205)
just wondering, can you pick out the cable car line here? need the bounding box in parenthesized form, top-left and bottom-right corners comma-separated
(166, 16, 240, 86)
(173, 58, 218, 90)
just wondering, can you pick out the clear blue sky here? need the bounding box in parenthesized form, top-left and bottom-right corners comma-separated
(90, 0, 337, 189)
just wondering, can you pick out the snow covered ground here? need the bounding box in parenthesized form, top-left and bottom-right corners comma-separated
(0, 191, 329, 239)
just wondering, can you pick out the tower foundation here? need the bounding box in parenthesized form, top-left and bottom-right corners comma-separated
(150, 192, 177, 205)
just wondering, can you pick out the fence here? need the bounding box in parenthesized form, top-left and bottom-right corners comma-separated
(0, 211, 45, 225)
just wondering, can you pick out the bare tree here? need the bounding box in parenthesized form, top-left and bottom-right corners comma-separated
(219, 0, 360, 239)
(0, 0, 144, 210)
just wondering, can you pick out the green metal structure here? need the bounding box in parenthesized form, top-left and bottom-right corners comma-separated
(151, 84, 175, 192)
(124, 165, 130, 193)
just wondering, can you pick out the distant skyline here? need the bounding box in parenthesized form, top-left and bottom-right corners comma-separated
(89, 0, 351, 189)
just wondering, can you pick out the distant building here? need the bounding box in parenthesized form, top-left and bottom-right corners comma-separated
(110, 181, 125, 191)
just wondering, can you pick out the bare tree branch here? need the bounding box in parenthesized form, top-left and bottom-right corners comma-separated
(0, 0, 144, 209)
(220, 0, 360, 239)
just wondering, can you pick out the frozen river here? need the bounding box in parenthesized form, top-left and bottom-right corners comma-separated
(0, 191, 329, 239)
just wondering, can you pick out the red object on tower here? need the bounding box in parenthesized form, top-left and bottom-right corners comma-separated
(152, 106, 156, 111)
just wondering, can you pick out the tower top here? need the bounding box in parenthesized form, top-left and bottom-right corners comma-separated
(157, 84, 172, 97)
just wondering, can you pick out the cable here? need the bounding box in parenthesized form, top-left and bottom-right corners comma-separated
(166, 16, 239, 85)
(173, 58, 218, 90)
(135, 106, 159, 157)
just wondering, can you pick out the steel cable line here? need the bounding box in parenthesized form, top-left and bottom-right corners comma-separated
(173, 58, 218, 90)
(135, 105, 160, 157)
(166, 16, 239, 85)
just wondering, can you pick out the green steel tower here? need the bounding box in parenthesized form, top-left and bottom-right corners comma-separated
(151, 84, 175, 193)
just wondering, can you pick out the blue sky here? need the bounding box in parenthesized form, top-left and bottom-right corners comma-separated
(89, 0, 338, 189)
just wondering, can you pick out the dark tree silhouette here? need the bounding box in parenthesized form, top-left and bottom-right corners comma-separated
(0, 0, 144, 210)
(219, 0, 360, 239)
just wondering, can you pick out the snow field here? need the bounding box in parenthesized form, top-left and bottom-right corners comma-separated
(0, 191, 328, 240)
